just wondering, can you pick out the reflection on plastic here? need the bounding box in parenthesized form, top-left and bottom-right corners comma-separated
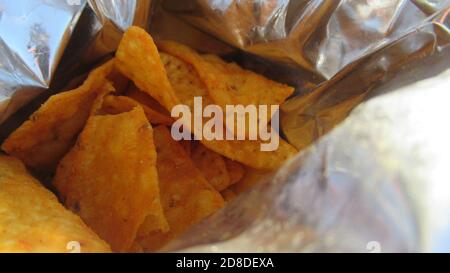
(164, 70, 450, 253)
(0, 0, 152, 123)
(163, 0, 450, 78)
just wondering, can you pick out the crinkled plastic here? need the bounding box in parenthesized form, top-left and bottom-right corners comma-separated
(162, 0, 450, 77)
(0, 0, 450, 252)
(164, 68, 450, 253)
(0, 0, 152, 124)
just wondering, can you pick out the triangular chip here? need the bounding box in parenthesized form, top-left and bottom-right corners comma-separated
(0, 156, 111, 253)
(135, 126, 224, 252)
(159, 42, 294, 139)
(160, 52, 297, 170)
(158, 41, 295, 109)
(114, 27, 297, 170)
(160, 52, 212, 109)
(53, 106, 168, 252)
(202, 138, 297, 170)
(1, 60, 115, 170)
(115, 26, 180, 110)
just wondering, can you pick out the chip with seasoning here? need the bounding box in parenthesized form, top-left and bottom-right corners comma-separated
(115, 27, 297, 170)
(1, 60, 115, 170)
(0, 26, 299, 253)
(135, 126, 224, 252)
(0, 155, 111, 253)
(159, 41, 295, 112)
(115, 26, 180, 110)
(53, 106, 168, 252)
(159, 44, 298, 170)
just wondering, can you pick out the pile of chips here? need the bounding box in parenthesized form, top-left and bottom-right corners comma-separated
(0, 27, 297, 252)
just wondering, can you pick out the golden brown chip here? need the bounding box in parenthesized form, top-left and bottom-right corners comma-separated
(1, 60, 115, 170)
(159, 52, 210, 149)
(0, 156, 111, 253)
(160, 51, 298, 170)
(224, 158, 245, 185)
(114, 28, 297, 170)
(160, 52, 212, 109)
(200, 138, 296, 170)
(53, 107, 168, 252)
(101, 95, 173, 125)
(160, 42, 294, 140)
(135, 126, 224, 252)
(191, 143, 231, 191)
(115, 26, 180, 110)
(159, 41, 295, 110)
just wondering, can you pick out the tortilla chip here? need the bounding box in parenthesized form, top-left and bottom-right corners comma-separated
(160, 52, 212, 108)
(1, 60, 115, 170)
(101, 95, 173, 125)
(211, 138, 296, 170)
(114, 28, 297, 170)
(224, 158, 245, 185)
(0, 156, 110, 253)
(53, 107, 168, 252)
(159, 52, 209, 137)
(160, 42, 294, 139)
(135, 126, 224, 252)
(191, 143, 231, 191)
(160, 51, 297, 170)
(159, 41, 295, 109)
(230, 168, 271, 195)
(115, 26, 180, 110)
(221, 189, 237, 202)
